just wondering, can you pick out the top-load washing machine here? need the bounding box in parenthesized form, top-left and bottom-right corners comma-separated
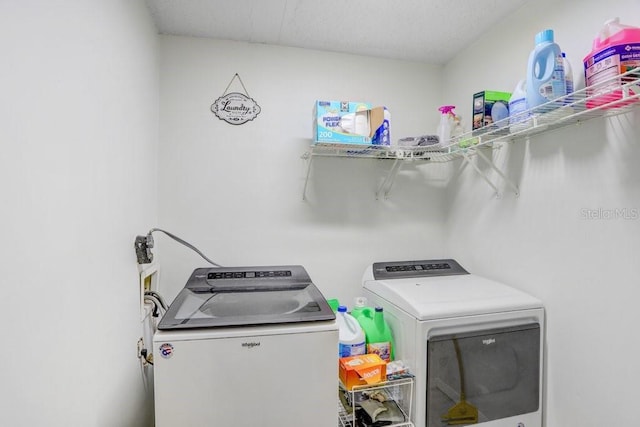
(153, 265, 338, 427)
(362, 259, 544, 427)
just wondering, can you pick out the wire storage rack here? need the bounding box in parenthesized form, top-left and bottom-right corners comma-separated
(303, 67, 640, 199)
(338, 377, 415, 427)
(448, 66, 640, 156)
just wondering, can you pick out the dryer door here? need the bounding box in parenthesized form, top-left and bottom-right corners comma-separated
(426, 323, 540, 426)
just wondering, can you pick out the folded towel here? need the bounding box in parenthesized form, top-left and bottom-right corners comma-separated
(398, 135, 440, 147)
(359, 399, 388, 422)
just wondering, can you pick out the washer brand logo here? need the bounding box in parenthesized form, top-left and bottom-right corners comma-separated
(242, 342, 261, 349)
(482, 338, 496, 345)
(159, 343, 174, 359)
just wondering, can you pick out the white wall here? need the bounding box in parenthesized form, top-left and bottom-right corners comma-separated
(0, 1, 158, 426)
(3, 1, 638, 426)
(442, 1, 640, 426)
(156, 36, 449, 305)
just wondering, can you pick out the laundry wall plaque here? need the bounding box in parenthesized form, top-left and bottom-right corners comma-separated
(211, 73, 261, 125)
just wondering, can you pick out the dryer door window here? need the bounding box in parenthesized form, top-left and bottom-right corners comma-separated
(426, 323, 540, 426)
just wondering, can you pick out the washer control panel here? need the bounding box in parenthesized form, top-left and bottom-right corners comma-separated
(372, 259, 468, 280)
(207, 270, 292, 280)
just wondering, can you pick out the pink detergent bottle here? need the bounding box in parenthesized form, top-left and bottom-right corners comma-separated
(583, 17, 640, 109)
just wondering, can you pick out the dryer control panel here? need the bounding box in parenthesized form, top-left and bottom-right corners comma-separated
(372, 258, 468, 280)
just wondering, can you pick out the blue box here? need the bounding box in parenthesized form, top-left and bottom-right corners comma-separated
(313, 101, 389, 145)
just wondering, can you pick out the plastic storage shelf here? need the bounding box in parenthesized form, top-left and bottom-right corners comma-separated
(303, 67, 640, 199)
(338, 377, 415, 427)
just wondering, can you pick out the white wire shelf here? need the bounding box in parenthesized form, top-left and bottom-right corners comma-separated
(306, 143, 449, 161)
(448, 66, 640, 156)
(303, 67, 640, 199)
(338, 377, 415, 427)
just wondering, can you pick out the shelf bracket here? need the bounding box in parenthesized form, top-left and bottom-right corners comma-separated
(475, 149, 520, 197)
(461, 148, 519, 198)
(301, 152, 313, 201)
(461, 152, 502, 198)
(375, 158, 403, 200)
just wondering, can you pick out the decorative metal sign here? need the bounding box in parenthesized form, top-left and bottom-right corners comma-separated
(211, 73, 261, 125)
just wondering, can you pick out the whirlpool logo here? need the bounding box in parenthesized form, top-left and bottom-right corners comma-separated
(241, 342, 261, 349)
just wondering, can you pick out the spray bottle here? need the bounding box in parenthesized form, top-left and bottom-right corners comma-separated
(437, 105, 456, 149)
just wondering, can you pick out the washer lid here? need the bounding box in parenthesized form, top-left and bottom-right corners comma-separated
(158, 265, 336, 330)
(363, 261, 542, 320)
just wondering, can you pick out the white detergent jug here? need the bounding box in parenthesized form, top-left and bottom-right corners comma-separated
(509, 79, 531, 133)
(337, 305, 366, 358)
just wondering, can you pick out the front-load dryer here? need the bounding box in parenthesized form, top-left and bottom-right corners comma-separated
(153, 265, 338, 427)
(362, 259, 544, 427)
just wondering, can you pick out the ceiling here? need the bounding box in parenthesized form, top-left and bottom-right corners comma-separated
(145, 0, 530, 64)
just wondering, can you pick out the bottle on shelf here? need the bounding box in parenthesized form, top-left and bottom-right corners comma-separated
(449, 114, 464, 151)
(437, 105, 456, 151)
(583, 17, 640, 109)
(356, 306, 395, 361)
(350, 296, 370, 320)
(509, 79, 532, 133)
(562, 52, 574, 100)
(437, 105, 456, 149)
(337, 305, 366, 358)
(526, 29, 566, 112)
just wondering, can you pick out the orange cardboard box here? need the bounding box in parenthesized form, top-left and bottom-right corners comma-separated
(339, 354, 387, 390)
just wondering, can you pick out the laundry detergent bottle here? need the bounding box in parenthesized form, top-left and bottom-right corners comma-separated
(350, 296, 370, 320)
(562, 53, 574, 97)
(337, 305, 366, 358)
(583, 17, 640, 109)
(526, 29, 566, 111)
(357, 306, 394, 361)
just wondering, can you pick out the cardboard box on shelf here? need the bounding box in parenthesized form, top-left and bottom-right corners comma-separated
(339, 354, 387, 390)
(313, 100, 390, 145)
(472, 90, 511, 132)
